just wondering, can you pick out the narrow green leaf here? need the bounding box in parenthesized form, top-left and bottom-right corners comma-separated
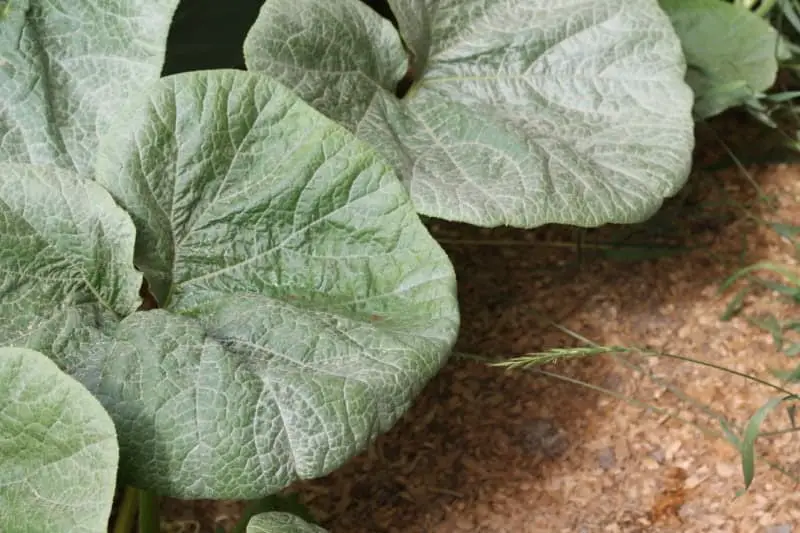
(770, 363, 800, 383)
(720, 261, 800, 291)
(777, 0, 800, 34)
(748, 314, 784, 351)
(720, 286, 752, 320)
(769, 222, 800, 239)
(752, 278, 800, 300)
(719, 418, 742, 448)
(739, 396, 786, 490)
(0, 347, 118, 533)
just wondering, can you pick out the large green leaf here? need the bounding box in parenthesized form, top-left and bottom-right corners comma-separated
(0, 347, 118, 533)
(0, 0, 179, 174)
(247, 513, 327, 533)
(660, 0, 790, 120)
(0, 163, 142, 357)
(243, 0, 694, 228)
(91, 69, 459, 498)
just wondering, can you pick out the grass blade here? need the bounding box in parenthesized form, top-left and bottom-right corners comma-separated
(739, 396, 789, 491)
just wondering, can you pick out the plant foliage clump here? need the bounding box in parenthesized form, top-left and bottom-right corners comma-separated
(3, 0, 798, 530)
(243, 0, 696, 228)
(1, 1, 458, 530)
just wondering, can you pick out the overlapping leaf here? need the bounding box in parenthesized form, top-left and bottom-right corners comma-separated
(0, 163, 142, 359)
(661, 0, 790, 119)
(0, 0, 179, 174)
(243, 0, 695, 228)
(90, 69, 459, 498)
(0, 347, 118, 533)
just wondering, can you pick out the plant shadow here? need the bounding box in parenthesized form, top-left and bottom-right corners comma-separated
(156, 111, 799, 533)
(277, 113, 791, 532)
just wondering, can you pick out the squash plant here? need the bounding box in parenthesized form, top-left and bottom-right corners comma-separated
(1, 1, 458, 531)
(241, 0, 794, 226)
(2, 0, 790, 531)
(0, 348, 322, 533)
(660, 0, 790, 120)
(0, 347, 119, 533)
(242, 0, 697, 228)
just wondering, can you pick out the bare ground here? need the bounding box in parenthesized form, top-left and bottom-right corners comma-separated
(162, 120, 800, 533)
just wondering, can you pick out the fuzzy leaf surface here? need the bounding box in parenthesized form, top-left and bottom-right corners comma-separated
(0, 347, 118, 533)
(0, 0, 178, 174)
(244, 0, 694, 228)
(93, 69, 459, 498)
(0, 163, 142, 357)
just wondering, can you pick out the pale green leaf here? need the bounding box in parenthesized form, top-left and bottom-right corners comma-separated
(0, 347, 118, 533)
(660, 0, 790, 119)
(243, 0, 694, 228)
(247, 513, 327, 533)
(92, 69, 459, 498)
(0, 0, 179, 174)
(0, 163, 142, 359)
